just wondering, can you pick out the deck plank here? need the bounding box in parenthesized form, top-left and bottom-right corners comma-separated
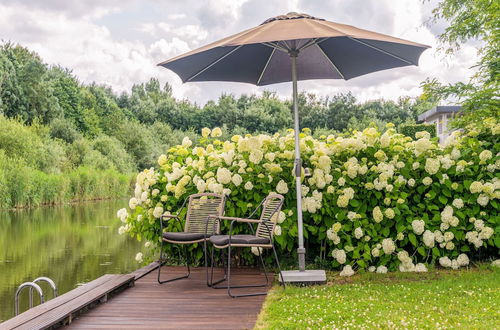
(68, 267, 270, 329)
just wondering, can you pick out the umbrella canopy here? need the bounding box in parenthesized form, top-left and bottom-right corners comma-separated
(159, 12, 429, 85)
(158, 12, 429, 279)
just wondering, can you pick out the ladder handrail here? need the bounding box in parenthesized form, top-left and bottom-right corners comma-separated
(15, 282, 44, 315)
(29, 277, 58, 308)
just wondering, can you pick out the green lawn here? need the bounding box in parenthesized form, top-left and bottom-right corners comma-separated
(256, 266, 500, 329)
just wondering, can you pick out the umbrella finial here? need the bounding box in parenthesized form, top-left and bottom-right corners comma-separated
(261, 12, 324, 25)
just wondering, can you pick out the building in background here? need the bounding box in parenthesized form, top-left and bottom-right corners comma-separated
(418, 106, 461, 144)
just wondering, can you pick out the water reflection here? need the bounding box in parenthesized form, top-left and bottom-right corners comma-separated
(0, 200, 143, 322)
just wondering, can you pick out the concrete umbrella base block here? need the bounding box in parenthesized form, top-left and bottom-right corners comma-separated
(279, 269, 326, 285)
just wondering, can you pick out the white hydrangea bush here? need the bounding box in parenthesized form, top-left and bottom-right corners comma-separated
(118, 120, 499, 271)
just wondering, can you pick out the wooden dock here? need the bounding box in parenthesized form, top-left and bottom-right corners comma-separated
(68, 266, 269, 329)
(1, 265, 270, 329)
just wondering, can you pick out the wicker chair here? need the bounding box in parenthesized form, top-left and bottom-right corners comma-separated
(158, 193, 225, 284)
(206, 194, 285, 297)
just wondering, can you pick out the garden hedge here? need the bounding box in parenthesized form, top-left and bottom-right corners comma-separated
(399, 123, 437, 139)
(118, 120, 499, 275)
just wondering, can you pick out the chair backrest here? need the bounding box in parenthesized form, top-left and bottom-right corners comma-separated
(185, 193, 225, 234)
(255, 194, 284, 241)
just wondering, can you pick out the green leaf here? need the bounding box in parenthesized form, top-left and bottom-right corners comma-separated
(408, 233, 417, 246)
(417, 247, 426, 257)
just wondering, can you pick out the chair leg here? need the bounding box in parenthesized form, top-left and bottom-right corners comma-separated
(224, 246, 271, 298)
(158, 244, 190, 284)
(272, 243, 285, 287)
(208, 244, 227, 287)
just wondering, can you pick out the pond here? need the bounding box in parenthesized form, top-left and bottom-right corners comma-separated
(0, 199, 144, 322)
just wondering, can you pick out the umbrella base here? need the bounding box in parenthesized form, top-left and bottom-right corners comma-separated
(279, 269, 326, 285)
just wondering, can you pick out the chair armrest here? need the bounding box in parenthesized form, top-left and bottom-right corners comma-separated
(207, 215, 261, 223)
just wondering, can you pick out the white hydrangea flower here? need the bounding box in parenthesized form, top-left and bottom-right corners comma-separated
(371, 248, 380, 257)
(423, 230, 435, 248)
(135, 252, 143, 263)
(407, 178, 416, 187)
(477, 194, 489, 206)
(332, 249, 347, 264)
(129, 198, 138, 210)
(414, 263, 427, 272)
(439, 256, 451, 268)
(354, 227, 363, 239)
(244, 181, 254, 190)
(251, 247, 262, 256)
(376, 265, 387, 274)
(211, 127, 222, 137)
(422, 177, 433, 186)
(384, 208, 395, 219)
(368, 266, 376, 272)
(373, 206, 383, 223)
(474, 219, 485, 231)
(201, 127, 211, 138)
(249, 149, 263, 164)
(231, 174, 242, 186)
(158, 154, 167, 166)
(479, 150, 492, 162)
(469, 181, 483, 194)
(411, 220, 425, 235)
(425, 158, 440, 175)
(217, 167, 231, 184)
(381, 238, 396, 254)
(339, 265, 354, 277)
(182, 136, 193, 148)
(457, 254, 469, 266)
(274, 225, 282, 236)
(338, 177, 346, 186)
(326, 229, 341, 245)
(117, 208, 128, 223)
(443, 231, 454, 242)
(276, 180, 289, 194)
(153, 206, 164, 218)
(491, 260, 500, 268)
(479, 226, 494, 240)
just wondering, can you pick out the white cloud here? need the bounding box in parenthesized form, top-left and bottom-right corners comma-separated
(0, 0, 480, 106)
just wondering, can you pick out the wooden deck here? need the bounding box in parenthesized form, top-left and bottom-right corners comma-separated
(67, 266, 270, 329)
(0, 274, 135, 330)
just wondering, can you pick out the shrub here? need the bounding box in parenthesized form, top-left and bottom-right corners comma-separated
(119, 122, 499, 273)
(399, 123, 436, 139)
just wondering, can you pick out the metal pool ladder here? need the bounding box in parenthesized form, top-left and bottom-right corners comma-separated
(15, 277, 58, 315)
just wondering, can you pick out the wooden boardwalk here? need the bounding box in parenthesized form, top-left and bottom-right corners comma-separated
(67, 266, 270, 329)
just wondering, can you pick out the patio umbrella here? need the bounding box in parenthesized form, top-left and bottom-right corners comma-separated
(158, 12, 429, 283)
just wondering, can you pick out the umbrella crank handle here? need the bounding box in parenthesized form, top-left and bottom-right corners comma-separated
(294, 159, 302, 177)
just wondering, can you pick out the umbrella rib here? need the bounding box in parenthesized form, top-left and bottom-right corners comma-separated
(316, 44, 345, 80)
(256, 47, 276, 85)
(262, 42, 288, 53)
(186, 45, 243, 82)
(347, 37, 415, 65)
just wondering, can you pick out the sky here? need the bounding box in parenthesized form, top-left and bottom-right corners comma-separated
(0, 0, 478, 105)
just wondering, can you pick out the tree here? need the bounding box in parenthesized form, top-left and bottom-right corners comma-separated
(422, 0, 499, 128)
(0, 43, 61, 123)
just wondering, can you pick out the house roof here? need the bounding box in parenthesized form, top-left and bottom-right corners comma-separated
(418, 106, 461, 122)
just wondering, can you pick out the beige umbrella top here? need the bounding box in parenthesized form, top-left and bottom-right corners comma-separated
(160, 12, 429, 68)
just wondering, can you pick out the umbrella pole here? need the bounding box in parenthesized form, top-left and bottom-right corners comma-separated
(290, 52, 306, 272)
(279, 49, 325, 284)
